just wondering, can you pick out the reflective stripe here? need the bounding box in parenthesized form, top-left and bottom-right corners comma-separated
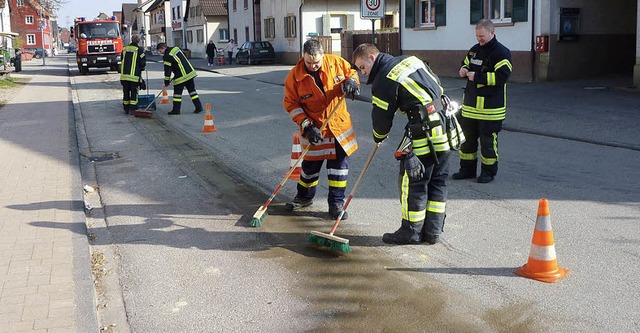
(400, 173, 409, 220)
(289, 108, 305, 119)
(298, 179, 319, 188)
(301, 170, 320, 179)
(426, 200, 446, 213)
(400, 77, 432, 106)
(163, 61, 172, 66)
(461, 105, 506, 121)
(459, 151, 477, 161)
(191, 95, 199, 100)
(386, 56, 423, 81)
(528, 244, 557, 261)
(476, 96, 485, 109)
(372, 96, 389, 110)
(373, 129, 387, 141)
(487, 72, 496, 86)
(495, 59, 512, 72)
(481, 155, 497, 165)
(327, 168, 348, 176)
(408, 209, 426, 222)
(328, 180, 347, 188)
(535, 215, 552, 231)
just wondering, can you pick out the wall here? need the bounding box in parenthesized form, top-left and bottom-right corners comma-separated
(635, 0, 640, 88)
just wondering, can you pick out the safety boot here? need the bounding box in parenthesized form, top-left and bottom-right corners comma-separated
(285, 196, 313, 211)
(452, 170, 476, 180)
(477, 173, 494, 183)
(328, 204, 348, 220)
(382, 220, 423, 245)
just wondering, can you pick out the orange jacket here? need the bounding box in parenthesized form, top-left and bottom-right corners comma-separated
(284, 54, 359, 160)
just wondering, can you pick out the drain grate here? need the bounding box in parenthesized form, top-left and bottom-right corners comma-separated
(88, 152, 121, 162)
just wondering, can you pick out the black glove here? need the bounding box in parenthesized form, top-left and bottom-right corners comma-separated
(139, 78, 146, 91)
(164, 80, 170, 87)
(341, 78, 360, 100)
(303, 123, 323, 145)
(402, 152, 425, 182)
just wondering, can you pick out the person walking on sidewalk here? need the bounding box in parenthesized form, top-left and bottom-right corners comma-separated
(156, 42, 204, 115)
(353, 43, 452, 245)
(222, 39, 237, 65)
(13, 48, 22, 72)
(452, 19, 512, 183)
(120, 35, 146, 114)
(283, 39, 361, 220)
(206, 40, 217, 66)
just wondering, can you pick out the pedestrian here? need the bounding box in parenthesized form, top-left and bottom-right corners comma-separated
(452, 19, 512, 183)
(206, 39, 217, 66)
(156, 42, 204, 115)
(13, 48, 22, 72)
(120, 35, 146, 114)
(223, 39, 236, 65)
(283, 39, 361, 220)
(352, 43, 454, 245)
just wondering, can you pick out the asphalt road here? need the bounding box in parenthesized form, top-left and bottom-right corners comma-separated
(69, 54, 640, 332)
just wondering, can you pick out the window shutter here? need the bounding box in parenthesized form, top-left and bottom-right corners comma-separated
(405, 0, 415, 28)
(470, 0, 483, 24)
(435, 0, 446, 27)
(322, 14, 331, 36)
(512, 0, 528, 22)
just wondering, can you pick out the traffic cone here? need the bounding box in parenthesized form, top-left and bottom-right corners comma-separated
(201, 103, 217, 133)
(516, 198, 569, 283)
(160, 89, 170, 105)
(287, 132, 302, 180)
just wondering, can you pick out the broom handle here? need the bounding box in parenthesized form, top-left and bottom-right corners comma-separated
(329, 142, 380, 235)
(261, 97, 346, 209)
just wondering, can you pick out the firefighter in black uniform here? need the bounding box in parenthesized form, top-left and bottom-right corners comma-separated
(120, 35, 146, 114)
(353, 43, 462, 245)
(453, 19, 512, 183)
(156, 42, 203, 115)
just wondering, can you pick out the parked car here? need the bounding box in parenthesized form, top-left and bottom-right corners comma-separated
(22, 47, 48, 59)
(235, 41, 275, 65)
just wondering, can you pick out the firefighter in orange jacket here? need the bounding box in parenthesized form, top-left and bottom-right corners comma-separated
(283, 39, 360, 220)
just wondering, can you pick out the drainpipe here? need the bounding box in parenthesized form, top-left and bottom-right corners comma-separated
(531, 0, 536, 82)
(299, 0, 304, 59)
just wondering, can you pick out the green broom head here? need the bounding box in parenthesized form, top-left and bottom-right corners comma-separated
(307, 233, 352, 253)
(249, 211, 266, 227)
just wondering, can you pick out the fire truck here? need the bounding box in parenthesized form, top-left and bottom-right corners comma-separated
(71, 16, 123, 75)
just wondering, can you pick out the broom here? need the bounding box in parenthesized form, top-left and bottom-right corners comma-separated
(307, 142, 380, 252)
(250, 97, 346, 227)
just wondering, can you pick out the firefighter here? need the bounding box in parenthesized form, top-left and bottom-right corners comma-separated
(453, 19, 512, 183)
(156, 42, 203, 115)
(283, 39, 360, 220)
(353, 43, 453, 245)
(120, 35, 146, 114)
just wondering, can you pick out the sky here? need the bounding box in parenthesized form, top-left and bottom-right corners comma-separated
(56, 0, 136, 28)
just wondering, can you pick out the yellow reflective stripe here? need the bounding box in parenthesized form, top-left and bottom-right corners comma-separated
(120, 74, 137, 81)
(373, 129, 387, 140)
(164, 76, 171, 81)
(387, 56, 423, 81)
(487, 72, 496, 86)
(459, 151, 477, 161)
(400, 173, 409, 220)
(191, 95, 199, 100)
(163, 61, 172, 66)
(408, 209, 426, 222)
(463, 57, 470, 67)
(481, 155, 497, 165)
(461, 105, 506, 121)
(495, 59, 512, 71)
(476, 96, 485, 109)
(328, 180, 347, 188)
(427, 200, 446, 213)
(400, 77, 431, 105)
(372, 96, 389, 110)
(298, 179, 319, 188)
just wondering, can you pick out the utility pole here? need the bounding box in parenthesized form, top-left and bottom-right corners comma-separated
(39, 9, 45, 65)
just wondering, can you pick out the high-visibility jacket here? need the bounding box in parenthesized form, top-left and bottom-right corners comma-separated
(367, 53, 451, 157)
(284, 54, 359, 160)
(120, 43, 145, 83)
(460, 36, 512, 121)
(163, 46, 197, 86)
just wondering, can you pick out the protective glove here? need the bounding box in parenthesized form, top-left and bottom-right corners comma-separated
(402, 152, 425, 182)
(164, 80, 170, 87)
(341, 78, 360, 100)
(139, 78, 146, 91)
(303, 123, 323, 145)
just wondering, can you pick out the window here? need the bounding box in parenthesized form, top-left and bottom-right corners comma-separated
(17, 0, 24, 6)
(264, 18, 275, 39)
(490, 0, 512, 23)
(233, 0, 236, 11)
(27, 34, 36, 44)
(470, 0, 527, 24)
(172, 8, 175, 21)
(406, 0, 446, 28)
(26, 16, 34, 24)
(197, 29, 204, 43)
(284, 15, 296, 38)
(187, 30, 193, 43)
(244, 0, 248, 9)
(177, 6, 181, 19)
(420, 0, 435, 27)
(330, 16, 344, 34)
(219, 28, 229, 41)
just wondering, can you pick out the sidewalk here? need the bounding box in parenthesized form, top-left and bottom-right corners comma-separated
(0, 58, 97, 332)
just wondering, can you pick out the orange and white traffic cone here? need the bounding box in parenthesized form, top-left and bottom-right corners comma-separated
(515, 198, 569, 283)
(287, 132, 302, 180)
(201, 103, 217, 133)
(160, 88, 170, 105)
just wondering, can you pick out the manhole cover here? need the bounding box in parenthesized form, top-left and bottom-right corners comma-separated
(88, 152, 121, 162)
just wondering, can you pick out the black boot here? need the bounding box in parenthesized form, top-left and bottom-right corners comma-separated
(382, 220, 423, 245)
(284, 196, 313, 211)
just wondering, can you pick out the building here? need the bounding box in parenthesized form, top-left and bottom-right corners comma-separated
(146, 0, 172, 52)
(185, 0, 228, 58)
(8, 0, 53, 56)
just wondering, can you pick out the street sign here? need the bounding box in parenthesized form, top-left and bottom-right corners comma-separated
(361, 0, 385, 19)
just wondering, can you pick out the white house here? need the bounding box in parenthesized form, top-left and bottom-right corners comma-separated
(185, 0, 228, 58)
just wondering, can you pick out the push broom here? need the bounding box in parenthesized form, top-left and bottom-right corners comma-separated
(307, 142, 380, 252)
(250, 97, 346, 227)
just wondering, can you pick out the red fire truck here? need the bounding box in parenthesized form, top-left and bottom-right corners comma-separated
(71, 16, 123, 75)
